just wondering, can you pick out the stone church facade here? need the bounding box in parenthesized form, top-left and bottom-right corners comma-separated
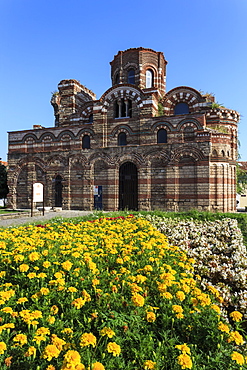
(7, 48, 239, 212)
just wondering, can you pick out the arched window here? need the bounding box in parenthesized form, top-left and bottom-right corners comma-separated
(115, 73, 120, 85)
(88, 114, 93, 124)
(157, 128, 167, 144)
(115, 99, 132, 118)
(128, 69, 135, 84)
(118, 132, 127, 146)
(146, 69, 154, 88)
(174, 102, 189, 115)
(82, 135, 90, 149)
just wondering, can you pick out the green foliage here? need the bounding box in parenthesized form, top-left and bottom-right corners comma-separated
(236, 163, 247, 195)
(157, 102, 164, 116)
(0, 163, 9, 206)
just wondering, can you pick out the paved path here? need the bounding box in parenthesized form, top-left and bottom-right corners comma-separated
(0, 210, 93, 228)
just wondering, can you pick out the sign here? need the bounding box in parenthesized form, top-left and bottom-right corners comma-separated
(33, 183, 43, 202)
(94, 186, 99, 196)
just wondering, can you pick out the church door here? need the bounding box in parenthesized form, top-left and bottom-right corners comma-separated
(55, 175, 63, 207)
(119, 162, 138, 211)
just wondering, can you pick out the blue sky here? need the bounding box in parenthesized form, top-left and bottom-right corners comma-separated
(1, 0, 247, 162)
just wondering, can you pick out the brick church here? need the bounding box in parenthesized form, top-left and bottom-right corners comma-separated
(7, 47, 239, 212)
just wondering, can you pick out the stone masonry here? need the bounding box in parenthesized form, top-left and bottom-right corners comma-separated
(7, 47, 239, 212)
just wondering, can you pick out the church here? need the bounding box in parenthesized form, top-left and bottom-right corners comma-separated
(7, 47, 239, 212)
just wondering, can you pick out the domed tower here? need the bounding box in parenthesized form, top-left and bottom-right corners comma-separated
(110, 47, 167, 96)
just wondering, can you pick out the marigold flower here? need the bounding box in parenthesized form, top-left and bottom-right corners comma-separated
(42, 344, 60, 361)
(62, 349, 81, 366)
(100, 327, 115, 338)
(29, 252, 40, 262)
(13, 333, 27, 346)
(146, 312, 156, 322)
(143, 360, 156, 369)
(132, 293, 145, 307)
(36, 327, 50, 336)
(176, 291, 185, 301)
(17, 297, 28, 304)
(227, 331, 244, 345)
(50, 305, 59, 314)
(92, 362, 105, 370)
(177, 353, 193, 369)
(172, 305, 183, 314)
(175, 344, 191, 354)
(25, 346, 36, 357)
(40, 287, 50, 295)
(51, 334, 66, 350)
(230, 311, 243, 322)
(231, 351, 245, 365)
(211, 304, 221, 314)
(62, 260, 73, 271)
(218, 322, 230, 333)
(107, 342, 121, 356)
(4, 356, 12, 367)
(19, 264, 29, 272)
(80, 333, 96, 347)
(27, 272, 37, 279)
(72, 297, 86, 309)
(0, 341, 7, 354)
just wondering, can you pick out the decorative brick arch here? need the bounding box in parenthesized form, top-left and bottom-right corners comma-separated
(162, 87, 205, 116)
(171, 146, 206, 163)
(100, 85, 144, 113)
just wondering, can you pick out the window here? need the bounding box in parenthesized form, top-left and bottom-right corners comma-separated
(174, 102, 189, 115)
(128, 69, 135, 84)
(157, 128, 167, 143)
(146, 69, 153, 88)
(183, 126, 195, 142)
(88, 114, 93, 124)
(82, 135, 90, 149)
(115, 99, 132, 118)
(118, 132, 127, 146)
(115, 73, 120, 85)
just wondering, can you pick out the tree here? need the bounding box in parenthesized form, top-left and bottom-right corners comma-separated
(236, 163, 247, 195)
(0, 162, 9, 207)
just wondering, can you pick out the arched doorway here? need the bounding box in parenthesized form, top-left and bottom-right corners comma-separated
(119, 162, 138, 210)
(55, 175, 63, 207)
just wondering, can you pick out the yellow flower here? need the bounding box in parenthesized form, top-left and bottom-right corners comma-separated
(36, 327, 50, 336)
(211, 304, 221, 314)
(1, 307, 13, 314)
(25, 346, 37, 357)
(43, 261, 51, 268)
(72, 297, 86, 309)
(42, 344, 60, 361)
(231, 351, 245, 365)
(162, 291, 173, 299)
(172, 305, 183, 314)
(175, 344, 191, 354)
(62, 349, 82, 368)
(19, 264, 29, 272)
(51, 305, 59, 315)
(132, 293, 145, 307)
(143, 360, 156, 369)
(218, 321, 230, 333)
(146, 312, 156, 322)
(51, 334, 66, 351)
(100, 327, 115, 338)
(80, 333, 96, 348)
(176, 291, 185, 302)
(17, 297, 28, 304)
(92, 362, 105, 370)
(40, 287, 50, 295)
(107, 342, 121, 356)
(177, 353, 193, 369)
(68, 286, 78, 293)
(13, 333, 28, 346)
(27, 272, 37, 279)
(230, 311, 243, 322)
(227, 331, 244, 345)
(62, 260, 73, 271)
(0, 341, 7, 354)
(29, 252, 40, 262)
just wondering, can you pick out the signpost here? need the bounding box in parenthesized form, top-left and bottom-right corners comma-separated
(31, 182, 44, 217)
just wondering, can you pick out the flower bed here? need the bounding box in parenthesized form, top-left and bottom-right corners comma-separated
(0, 216, 246, 369)
(143, 215, 247, 319)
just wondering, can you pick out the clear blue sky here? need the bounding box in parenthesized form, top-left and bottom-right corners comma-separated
(1, 0, 247, 162)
